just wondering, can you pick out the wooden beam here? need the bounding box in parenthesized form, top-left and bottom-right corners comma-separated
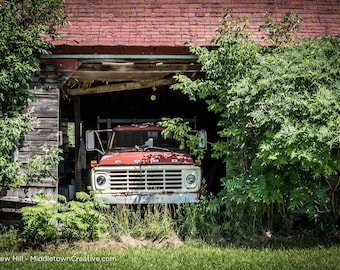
(71, 71, 170, 82)
(68, 78, 174, 96)
(77, 63, 201, 71)
(74, 96, 82, 193)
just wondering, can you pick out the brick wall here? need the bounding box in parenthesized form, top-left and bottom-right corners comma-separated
(53, 0, 340, 47)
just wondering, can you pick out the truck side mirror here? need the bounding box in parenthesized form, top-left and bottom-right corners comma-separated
(86, 130, 96, 151)
(197, 130, 207, 149)
(85, 129, 111, 155)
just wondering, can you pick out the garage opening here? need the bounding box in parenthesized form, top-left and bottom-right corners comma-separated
(58, 54, 224, 200)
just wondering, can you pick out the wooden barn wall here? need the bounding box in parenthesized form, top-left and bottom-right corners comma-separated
(3, 88, 60, 203)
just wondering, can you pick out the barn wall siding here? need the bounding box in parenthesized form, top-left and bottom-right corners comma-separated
(1, 88, 60, 207)
(19, 88, 60, 162)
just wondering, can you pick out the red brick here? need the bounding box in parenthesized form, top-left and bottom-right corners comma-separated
(51, 0, 340, 47)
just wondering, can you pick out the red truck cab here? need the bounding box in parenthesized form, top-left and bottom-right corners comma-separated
(86, 123, 202, 204)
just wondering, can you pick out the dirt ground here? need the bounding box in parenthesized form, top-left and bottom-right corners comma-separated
(73, 235, 184, 251)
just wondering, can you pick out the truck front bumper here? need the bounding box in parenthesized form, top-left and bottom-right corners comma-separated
(95, 192, 199, 204)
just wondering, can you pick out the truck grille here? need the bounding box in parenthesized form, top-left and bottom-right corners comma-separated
(107, 169, 183, 191)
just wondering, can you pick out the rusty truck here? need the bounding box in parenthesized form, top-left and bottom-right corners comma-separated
(85, 121, 206, 204)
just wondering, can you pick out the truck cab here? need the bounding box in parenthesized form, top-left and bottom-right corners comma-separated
(86, 123, 203, 204)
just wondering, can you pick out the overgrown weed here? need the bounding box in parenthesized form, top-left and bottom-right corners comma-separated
(0, 224, 22, 251)
(106, 204, 176, 241)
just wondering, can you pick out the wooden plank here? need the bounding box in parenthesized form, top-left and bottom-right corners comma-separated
(30, 88, 59, 96)
(20, 140, 57, 148)
(18, 150, 59, 162)
(74, 96, 82, 192)
(30, 98, 59, 106)
(72, 64, 201, 81)
(26, 131, 59, 141)
(5, 186, 57, 199)
(31, 118, 59, 129)
(30, 97, 59, 106)
(78, 63, 201, 71)
(69, 78, 174, 96)
(19, 142, 59, 154)
(71, 71, 169, 82)
(30, 106, 59, 118)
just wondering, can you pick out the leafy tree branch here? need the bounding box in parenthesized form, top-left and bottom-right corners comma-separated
(170, 10, 340, 231)
(0, 1, 66, 191)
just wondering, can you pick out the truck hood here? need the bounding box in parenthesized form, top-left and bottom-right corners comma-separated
(98, 151, 194, 166)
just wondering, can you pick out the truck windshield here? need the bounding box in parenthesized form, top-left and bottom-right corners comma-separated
(110, 130, 180, 150)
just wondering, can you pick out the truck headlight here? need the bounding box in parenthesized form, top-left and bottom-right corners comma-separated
(96, 175, 107, 186)
(186, 173, 196, 185)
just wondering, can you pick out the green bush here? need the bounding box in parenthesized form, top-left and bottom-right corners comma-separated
(0, 225, 22, 251)
(20, 191, 109, 247)
(0, 0, 66, 190)
(21, 200, 59, 247)
(58, 192, 109, 242)
(169, 10, 340, 236)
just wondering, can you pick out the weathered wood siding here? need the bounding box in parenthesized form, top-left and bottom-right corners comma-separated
(1, 88, 60, 207)
(19, 88, 60, 161)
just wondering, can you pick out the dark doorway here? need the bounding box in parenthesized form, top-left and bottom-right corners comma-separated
(59, 83, 223, 198)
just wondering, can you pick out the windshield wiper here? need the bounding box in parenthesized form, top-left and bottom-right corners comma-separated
(144, 146, 170, 152)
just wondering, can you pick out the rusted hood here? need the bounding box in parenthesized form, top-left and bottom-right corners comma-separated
(98, 150, 194, 166)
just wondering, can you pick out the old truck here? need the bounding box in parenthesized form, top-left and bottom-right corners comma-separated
(85, 121, 206, 204)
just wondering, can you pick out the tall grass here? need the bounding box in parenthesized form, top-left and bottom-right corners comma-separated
(106, 204, 176, 240)
(175, 200, 218, 240)
(104, 189, 219, 242)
